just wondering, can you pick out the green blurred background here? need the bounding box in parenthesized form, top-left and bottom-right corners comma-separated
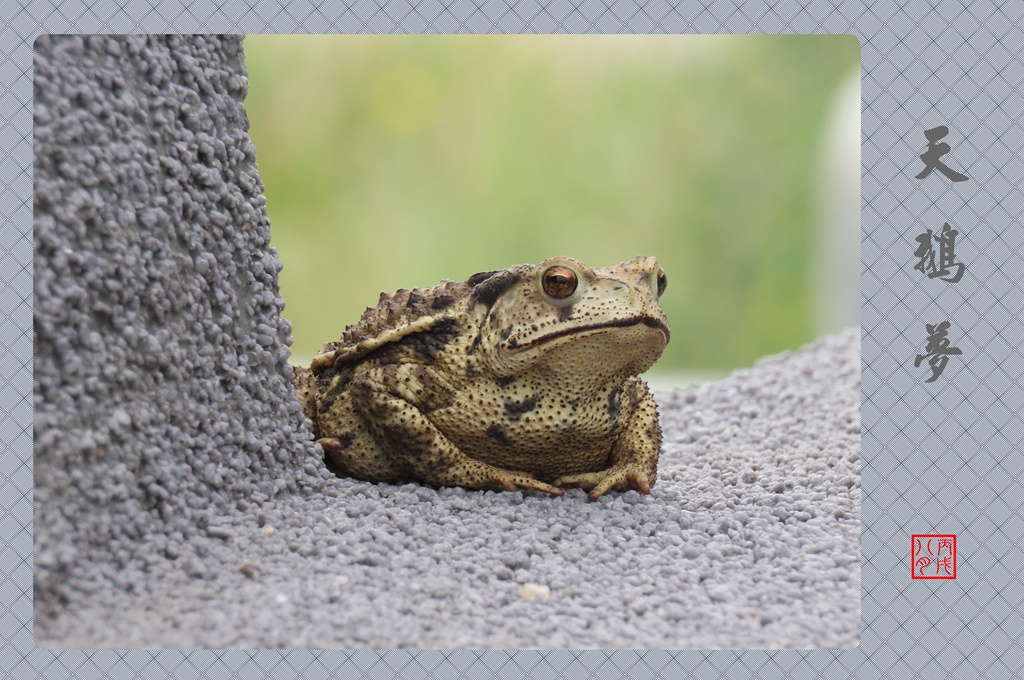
(244, 35, 860, 388)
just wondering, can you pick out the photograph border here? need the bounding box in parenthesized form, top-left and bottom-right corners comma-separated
(4, 0, 1023, 678)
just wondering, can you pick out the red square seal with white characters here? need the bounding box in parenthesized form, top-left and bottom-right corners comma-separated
(912, 534, 957, 579)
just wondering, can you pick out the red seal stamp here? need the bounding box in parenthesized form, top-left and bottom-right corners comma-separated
(911, 534, 956, 579)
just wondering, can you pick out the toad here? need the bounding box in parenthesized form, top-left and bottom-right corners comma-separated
(293, 256, 670, 500)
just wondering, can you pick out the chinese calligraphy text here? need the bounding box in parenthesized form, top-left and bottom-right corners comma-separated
(915, 125, 968, 182)
(914, 222, 965, 283)
(914, 321, 962, 383)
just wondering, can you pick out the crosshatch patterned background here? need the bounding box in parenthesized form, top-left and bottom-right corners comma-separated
(3, 0, 1024, 677)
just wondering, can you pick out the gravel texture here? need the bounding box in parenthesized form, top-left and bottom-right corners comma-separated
(32, 34, 327, 627)
(34, 35, 860, 649)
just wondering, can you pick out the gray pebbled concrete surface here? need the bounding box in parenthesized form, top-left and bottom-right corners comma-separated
(33, 34, 327, 628)
(34, 35, 860, 649)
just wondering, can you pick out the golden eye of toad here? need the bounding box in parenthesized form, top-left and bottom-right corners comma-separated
(542, 266, 578, 299)
(657, 269, 667, 297)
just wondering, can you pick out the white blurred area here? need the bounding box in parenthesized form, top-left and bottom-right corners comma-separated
(648, 67, 861, 393)
(813, 68, 861, 336)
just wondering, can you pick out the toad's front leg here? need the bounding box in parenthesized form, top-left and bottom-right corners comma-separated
(350, 368, 564, 497)
(553, 377, 661, 500)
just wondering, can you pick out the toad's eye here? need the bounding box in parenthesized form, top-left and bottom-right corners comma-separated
(542, 266, 578, 299)
(656, 268, 667, 297)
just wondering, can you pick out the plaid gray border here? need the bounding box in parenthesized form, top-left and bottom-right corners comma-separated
(4, 0, 1024, 678)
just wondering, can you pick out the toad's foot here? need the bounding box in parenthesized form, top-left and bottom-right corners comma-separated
(489, 470, 564, 497)
(553, 466, 653, 501)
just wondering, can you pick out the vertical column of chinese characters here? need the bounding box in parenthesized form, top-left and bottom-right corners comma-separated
(913, 126, 967, 383)
(907, 126, 966, 582)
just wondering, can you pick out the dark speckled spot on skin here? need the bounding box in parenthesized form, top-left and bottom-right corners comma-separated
(316, 365, 355, 416)
(396, 317, 458, 361)
(471, 269, 523, 307)
(420, 390, 454, 414)
(432, 293, 455, 310)
(558, 305, 573, 322)
(469, 333, 482, 354)
(494, 375, 516, 388)
(486, 424, 512, 446)
(431, 317, 458, 337)
(504, 394, 538, 420)
(607, 386, 622, 419)
(415, 367, 455, 413)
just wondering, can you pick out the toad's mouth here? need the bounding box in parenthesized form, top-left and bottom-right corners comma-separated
(506, 315, 670, 351)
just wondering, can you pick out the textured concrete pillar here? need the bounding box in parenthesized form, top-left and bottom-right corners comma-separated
(33, 35, 324, 621)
